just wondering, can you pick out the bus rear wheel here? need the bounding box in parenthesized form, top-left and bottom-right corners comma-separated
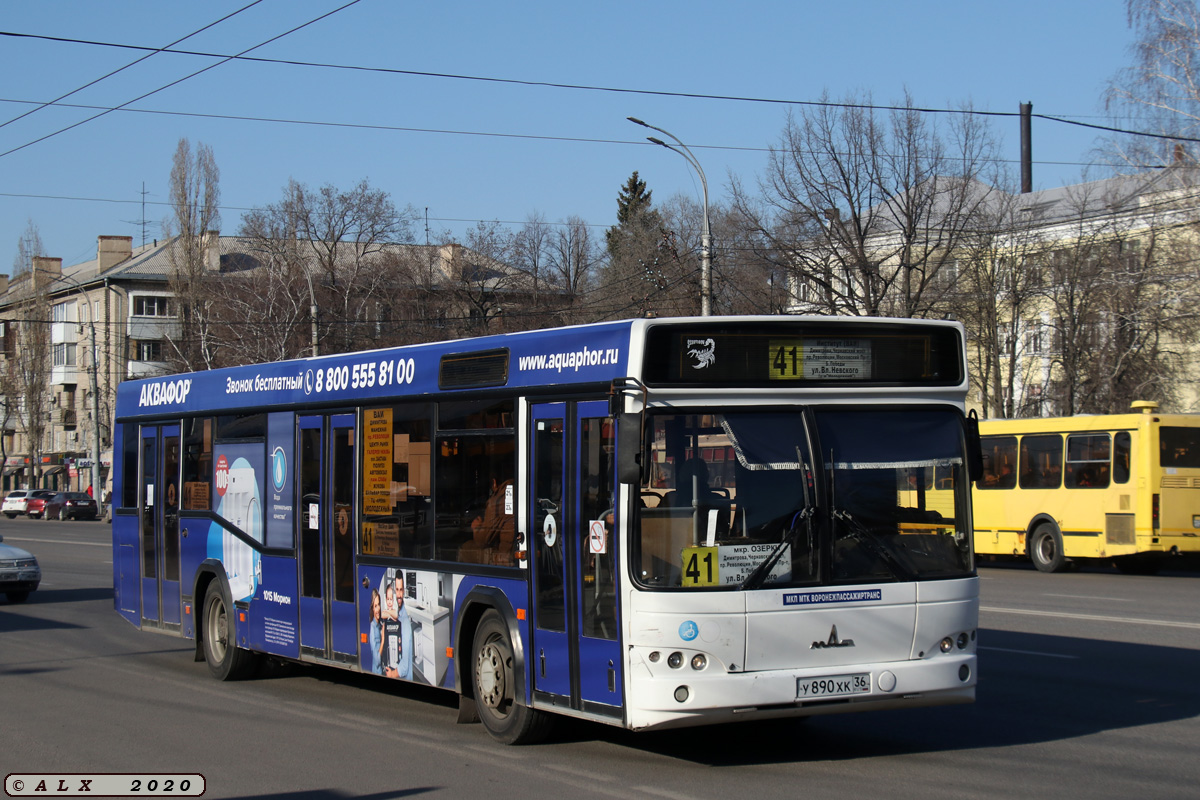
(1029, 524, 1066, 573)
(202, 584, 257, 681)
(472, 610, 552, 745)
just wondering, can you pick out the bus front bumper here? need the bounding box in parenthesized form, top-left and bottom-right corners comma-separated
(624, 652, 976, 732)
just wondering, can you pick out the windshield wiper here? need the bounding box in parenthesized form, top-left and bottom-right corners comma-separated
(738, 507, 814, 591)
(832, 508, 916, 582)
(740, 457, 817, 591)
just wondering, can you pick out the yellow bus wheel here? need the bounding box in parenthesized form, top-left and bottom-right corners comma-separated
(1029, 524, 1066, 573)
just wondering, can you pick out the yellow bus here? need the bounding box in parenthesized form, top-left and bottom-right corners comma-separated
(971, 401, 1200, 573)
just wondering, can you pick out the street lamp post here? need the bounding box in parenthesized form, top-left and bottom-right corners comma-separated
(627, 117, 712, 316)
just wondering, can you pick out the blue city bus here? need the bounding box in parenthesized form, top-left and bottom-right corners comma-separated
(112, 316, 980, 744)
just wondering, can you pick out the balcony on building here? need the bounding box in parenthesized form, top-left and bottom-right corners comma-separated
(126, 294, 176, 378)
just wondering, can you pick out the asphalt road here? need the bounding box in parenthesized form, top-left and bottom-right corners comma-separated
(2, 517, 1198, 800)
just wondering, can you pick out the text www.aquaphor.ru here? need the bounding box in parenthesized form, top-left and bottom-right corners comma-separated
(517, 346, 620, 373)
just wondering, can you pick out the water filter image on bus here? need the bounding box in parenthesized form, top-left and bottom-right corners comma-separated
(210, 456, 262, 601)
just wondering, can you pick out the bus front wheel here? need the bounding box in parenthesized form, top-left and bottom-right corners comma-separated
(202, 584, 257, 681)
(1029, 524, 1066, 573)
(472, 610, 552, 745)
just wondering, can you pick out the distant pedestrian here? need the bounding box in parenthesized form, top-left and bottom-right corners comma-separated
(86, 484, 94, 498)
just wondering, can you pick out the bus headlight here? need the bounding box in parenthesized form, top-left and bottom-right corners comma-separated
(939, 637, 954, 653)
(690, 654, 707, 670)
(957, 633, 969, 650)
(667, 651, 684, 669)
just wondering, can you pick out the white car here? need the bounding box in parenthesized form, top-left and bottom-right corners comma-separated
(0, 533, 41, 602)
(3, 490, 30, 518)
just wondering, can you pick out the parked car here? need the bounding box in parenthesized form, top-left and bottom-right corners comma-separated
(44, 491, 98, 521)
(0, 533, 41, 602)
(25, 490, 57, 519)
(3, 490, 31, 518)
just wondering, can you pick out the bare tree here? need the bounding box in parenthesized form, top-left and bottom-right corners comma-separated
(734, 91, 1000, 318)
(209, 228, 310, 365)
(271, 179, 418, 355)
(1041, 181, 1199, 414)
(382, 240, 457, 345)
(164, 138, 221, 372)
(446, 221, 518, 335)
(1105, 0, 1200, 167)
(549, 215, 601, 307)
(9, 225, 51, 488)
(951, 178, 1051, 418)
(0, 356, 16, 479)
(717, 195, 796, 315)
(512, 213, 553, 314)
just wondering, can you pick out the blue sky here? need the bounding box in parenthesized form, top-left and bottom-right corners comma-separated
(0, 0, 1140, 269)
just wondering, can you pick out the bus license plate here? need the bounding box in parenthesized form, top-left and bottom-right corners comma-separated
(797, 673, 870, 699)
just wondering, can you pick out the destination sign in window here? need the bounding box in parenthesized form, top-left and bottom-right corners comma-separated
(768, 338, 871, 381)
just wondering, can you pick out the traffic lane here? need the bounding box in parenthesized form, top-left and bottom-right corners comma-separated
(4, 529, 1198, 799)
(601, 625, 1200, 799)
(5, 618, 1196, 800)
(0, 517, 113, 612)
(980, 563, 1200, 648)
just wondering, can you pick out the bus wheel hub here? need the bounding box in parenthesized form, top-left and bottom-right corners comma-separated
(476, 643, 505, 707)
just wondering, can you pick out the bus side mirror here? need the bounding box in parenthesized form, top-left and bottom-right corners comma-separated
(964, 410, 983, 482)
(617, 412, 643, 485)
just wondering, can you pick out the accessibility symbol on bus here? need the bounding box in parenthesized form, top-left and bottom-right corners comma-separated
(542, 514, 558, 547)
(679, 620, 699, 642)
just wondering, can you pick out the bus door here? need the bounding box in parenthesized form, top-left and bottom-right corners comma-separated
(297, 414, 359, 661)
(530, 401, 623, 716)
(139, 424, 182, 629)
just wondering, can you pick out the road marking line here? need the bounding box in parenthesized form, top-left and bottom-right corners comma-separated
(1043, 594, 1133, 602)
(978, 646, 1077, 659)
(632, 786, 700, 800)
(982, 605, 1200, 630)
(0, 536, 108, 547)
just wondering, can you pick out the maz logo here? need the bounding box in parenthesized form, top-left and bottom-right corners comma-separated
(811, 625, 855, 649)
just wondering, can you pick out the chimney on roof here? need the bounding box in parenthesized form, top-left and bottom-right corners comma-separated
(0, 274, 8, 295)
(1020, 102, 1033, 194)
(31, 256, 62, 290)
(98, 235, 133, 273)
(204, 230, 220, 272)
(32, 256, 61, 274)
(438, 243, 462, 280)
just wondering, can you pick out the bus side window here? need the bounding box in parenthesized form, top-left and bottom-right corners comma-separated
(1019, 434, 1063, 490)
(1065, 433, 1111, 489)
(977, 436, 1017, 490)
(1113, 432, 1131, 484)
(120, 422, 139, 509)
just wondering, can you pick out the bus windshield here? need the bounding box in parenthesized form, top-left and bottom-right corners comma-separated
(633, 408, 973, 589)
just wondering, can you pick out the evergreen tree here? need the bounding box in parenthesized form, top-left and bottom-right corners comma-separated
(595, 172, 697, 319)
(605, 171, 663, 261)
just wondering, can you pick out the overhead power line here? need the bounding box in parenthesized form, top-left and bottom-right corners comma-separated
(0, 1, 265, 132)
(0, 0, 365, 161)
(0, 95, 1118, 171)
(2, 28, 1198, 145)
